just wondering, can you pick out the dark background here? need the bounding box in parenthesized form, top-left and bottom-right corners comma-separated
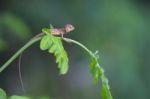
(0, 0, 150, 99)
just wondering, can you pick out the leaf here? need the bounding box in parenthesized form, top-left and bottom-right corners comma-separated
(101, 76, 113, 99)
(90, 55, 113, 99)
(40, 29, 69, 74)
(2, 13, 31, 40)
(0, 88, 7, 99)
(10, 96, 30, 99)
(40, 35, 52, 50)
(90, 56, 103, 84)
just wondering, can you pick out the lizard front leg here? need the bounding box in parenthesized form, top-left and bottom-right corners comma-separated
(61, 32, 64, 38)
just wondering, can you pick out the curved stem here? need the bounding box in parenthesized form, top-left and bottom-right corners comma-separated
(63, 37, 113, 99)
(0, 36, 42, 73)
(62, 38, 94, 57)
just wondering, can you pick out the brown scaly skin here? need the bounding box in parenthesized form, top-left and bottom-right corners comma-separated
(33, 24, 75, 39)
(51, 24, 75, 37)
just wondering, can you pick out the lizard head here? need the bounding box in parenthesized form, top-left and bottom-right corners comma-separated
(65, 24, 75, 33)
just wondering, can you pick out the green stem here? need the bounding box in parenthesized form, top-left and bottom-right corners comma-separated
(63, 37, 113, 99)
(62, 38, 94, 57)
(0, 36, 42, 73)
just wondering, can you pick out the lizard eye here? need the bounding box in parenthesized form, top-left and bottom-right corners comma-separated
(65, 24, 75, 32)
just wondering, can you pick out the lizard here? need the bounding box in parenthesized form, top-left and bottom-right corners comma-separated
(51, 24, 75, 38)
(32, 24, 75, 39)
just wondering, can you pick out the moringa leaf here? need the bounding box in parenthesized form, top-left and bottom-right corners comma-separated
(90, 56, 103, 84)
(101, 76, 113, 99)
(40, 29, 69, 74)
(90, 54, 112, 99)
(40, 35, 52, 50)
(48, 36, 68, 74)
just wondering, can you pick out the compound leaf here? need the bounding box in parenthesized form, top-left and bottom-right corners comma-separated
(40, 35, 52, 50)
(90, 55, 112, 99)
(90, 57, 103, 84)
(40, 28, 68, 74)
(101, 76, 113, 99)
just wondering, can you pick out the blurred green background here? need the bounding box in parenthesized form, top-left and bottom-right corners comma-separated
(0, 0, 150, 99)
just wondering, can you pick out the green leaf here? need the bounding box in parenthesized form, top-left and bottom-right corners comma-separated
(0, 88, 7, 99)
(10, 96, 30, 99)
(40, 29, 69, 74)
(101, 76, 113, 99)
(90, 56, 103, 84)
(40, 35, 52, 50)
(2, 13, 31, 40)
(90, 54, 112, 99)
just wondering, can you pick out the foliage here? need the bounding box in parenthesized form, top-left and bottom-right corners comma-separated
(40, 27, 113, 98)
(0, 88, 51, 99)
(63, 38, 113, 99)
(0, 88, 6, 99)
(0, 25, 113, 99)
(0, 13, 31, 51)
(1, 0, 150, 98)
(2, 13, 31, 40)
(90, 54, 112, 99)
(40, 28, 69, 74)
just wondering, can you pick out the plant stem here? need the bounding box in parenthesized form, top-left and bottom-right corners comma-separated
(0, 36, 42, 73)
(63, 37, 113, 99)
(62, 38, 94, 57)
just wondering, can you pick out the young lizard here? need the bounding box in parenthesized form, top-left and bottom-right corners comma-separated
(51, 24, 75, 38)
(33, 24, 75, 39)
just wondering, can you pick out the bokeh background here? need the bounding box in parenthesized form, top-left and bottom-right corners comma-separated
(0, 0, 150, 99)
